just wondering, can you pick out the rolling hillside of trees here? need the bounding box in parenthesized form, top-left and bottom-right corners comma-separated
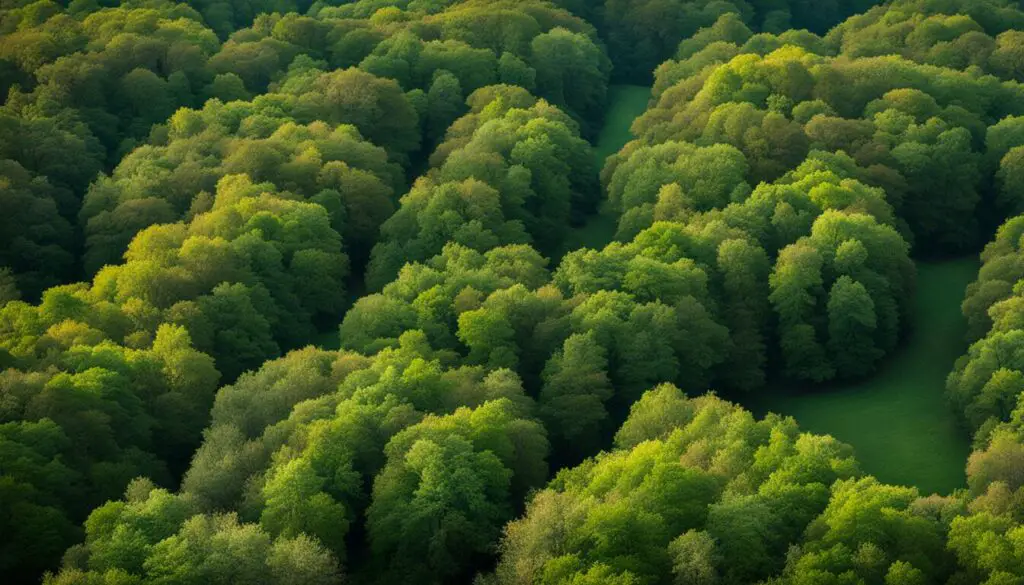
(3, 1, 1024, 584)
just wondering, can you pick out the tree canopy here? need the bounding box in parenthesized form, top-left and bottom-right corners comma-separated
(6, 1, 1024, 584)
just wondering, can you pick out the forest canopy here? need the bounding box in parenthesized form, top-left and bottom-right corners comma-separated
(4, 0, 1024, 584)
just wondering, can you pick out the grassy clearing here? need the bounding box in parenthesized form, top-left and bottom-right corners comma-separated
(592, 85, 652, 164)
(559, 85, 652, 259)
(742, 259, 977, 495)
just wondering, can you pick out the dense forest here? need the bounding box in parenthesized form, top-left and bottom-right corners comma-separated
(3, 0, 1024, 583)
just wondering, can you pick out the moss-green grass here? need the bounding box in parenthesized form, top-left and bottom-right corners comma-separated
(593, 85, 653, 164)
(559, 85, 652, 258)
(742, 259, 977, 495)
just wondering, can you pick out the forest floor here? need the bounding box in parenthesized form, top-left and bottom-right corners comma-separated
(741, 259, 977, 495)
(557, 85, 651, 259)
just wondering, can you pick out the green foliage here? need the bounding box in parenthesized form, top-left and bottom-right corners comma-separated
(2, 167, 350, 397)
(622, 21, 1024, 254)
(0, 160, 75, 299)
(0, 108, 104, 296)
(771, 211, 913, 382)
(0, 323, 219, 581)
(184, 0, 308, 38)
(343, 243, 551, 354)
(369, 434, 512, 582)
(941, 209, 1024, 585)
(487, 385, 860, 585)
(54, 333, 547, 584)
(749, 259, 974, 496)
(828, 0, 1024, 79)
(773, 477, 955, 584)
(80, 96, 400, 272)
(366, 87, 596, 288)
(538, 332, 613, 463)
(367, 397, 547, 583)
(1, 2, 220, 157)
(603, 140, 750, 240)
(11, 2, 1024, 585)
(592, 0, 874, 80)
(86, 174, 349, 378)
(201, 0, 610, 128)
(41, 479, 343, 585)
(951, 215, 1024, 434)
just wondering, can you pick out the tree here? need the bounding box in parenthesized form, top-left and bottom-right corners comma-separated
(538, 332, 613, 463)
(426, 70, 465, 146)
(716, 238, 770, 390)
(669, 530, 720, 585)
(827, 276, 882, 378)
(487, 386, 860, 585)
(0, 320, 218, 581)
(0, 161, 75, 299)
(294, 68, 421, 164)
(770, 241, 833, 382)
(367, 435, 512, 583)
(80, 99, 398, 272)
(529, 28, 610, 134)
(367, 89, 594, 288)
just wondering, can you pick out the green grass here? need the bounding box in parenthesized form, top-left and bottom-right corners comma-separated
(560, 85, 652, 259)
(741, 259, 978, 495)
(593, 85, 652, 164)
